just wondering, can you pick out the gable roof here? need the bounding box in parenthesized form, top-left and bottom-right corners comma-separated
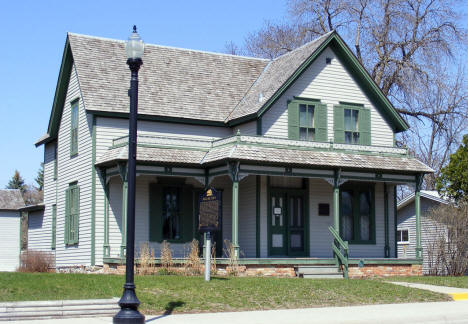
(37, 31, 408, 146)
(397, 190, 449, 211)
(0, 189, 25, 211)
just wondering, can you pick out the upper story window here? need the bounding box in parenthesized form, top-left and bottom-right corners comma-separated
(288, 98, 327, 142)
(70, 100, 79, 156)
(334, 103, 371, 146)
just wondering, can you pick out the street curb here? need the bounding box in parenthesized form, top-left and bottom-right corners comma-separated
(449, 293, 468, 301)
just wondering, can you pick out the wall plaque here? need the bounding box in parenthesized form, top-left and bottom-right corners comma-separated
(199, 188, 221, 233)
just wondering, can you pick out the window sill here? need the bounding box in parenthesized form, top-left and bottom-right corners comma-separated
(397, 241, 410, 245)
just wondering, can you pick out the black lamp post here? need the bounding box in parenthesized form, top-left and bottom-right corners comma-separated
(113, 25, 145, 324)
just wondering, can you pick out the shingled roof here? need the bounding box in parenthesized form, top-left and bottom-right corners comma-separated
(0, 189, 25, 211)
(69, 33, 269, 122)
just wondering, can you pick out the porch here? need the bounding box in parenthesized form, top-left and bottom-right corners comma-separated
(95, 133, 431, 277)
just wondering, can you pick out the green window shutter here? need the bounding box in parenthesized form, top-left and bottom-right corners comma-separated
(334, 105, 345, 143)
(315, 104, 328, 142)
(359, 108, 371, 146)
(65, 189, 70, 244)
(288, 101, 300, 140)
(149, 183, 163, 242)
(180, 186, 194, 242)
(73, 186, 80, 244)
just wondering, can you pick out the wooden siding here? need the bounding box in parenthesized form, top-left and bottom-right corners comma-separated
(397, 198, 441, 273)
(259, 176, 268, 257)
(0, 211, 20, 271)
(233, 120, 257, 136)
(55, 64, 93, 267)
(40, 143, 57, 255)
(262, 47, 394, 146)
(27, 210, 50, 252)
(309, 179, 334, 257)
(238, 175, 256, 257)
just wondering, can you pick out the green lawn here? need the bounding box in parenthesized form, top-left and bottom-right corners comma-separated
(385, 276, 468, 289)
(0, 273, 450, 314)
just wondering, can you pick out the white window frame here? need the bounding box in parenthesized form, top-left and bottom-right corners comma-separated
(397, 228, 410, 244)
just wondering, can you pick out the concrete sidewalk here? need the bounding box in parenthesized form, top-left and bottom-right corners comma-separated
(7, 300, 468, 324)
(389, 281, 468, 300)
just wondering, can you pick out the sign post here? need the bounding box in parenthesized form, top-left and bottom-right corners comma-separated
(199, 188, 221, 282)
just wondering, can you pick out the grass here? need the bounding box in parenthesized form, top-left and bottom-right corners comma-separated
(0, 273, 450, 315)
(384, 276, 468, 289)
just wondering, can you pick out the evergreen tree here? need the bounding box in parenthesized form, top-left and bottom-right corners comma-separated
(6, 170, 26, 193)
(436, 135, 468, 202)
(35, 163, 44, 191)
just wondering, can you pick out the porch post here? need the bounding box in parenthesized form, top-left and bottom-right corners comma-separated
(121, 180, 128, 258)
(103, 169, 110, 257)
(229, 161, 240, 258)
(384, 183, 390, 257)
(333, 170, 340, 234)
(118, 163, 128, 258)
(415, 174, 423, 258)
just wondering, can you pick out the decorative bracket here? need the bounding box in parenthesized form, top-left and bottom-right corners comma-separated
(117, 162, 127, 182)
(228, 161, 241, 182)
(325, 169, 347, 187)
(415, 173, 424, 192)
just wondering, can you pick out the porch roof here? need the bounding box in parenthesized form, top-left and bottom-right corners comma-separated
(96, 135, 433, 174)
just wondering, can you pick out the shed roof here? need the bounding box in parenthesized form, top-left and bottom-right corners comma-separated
(397, 190, 449, 210)
(0, 189, 25, 211)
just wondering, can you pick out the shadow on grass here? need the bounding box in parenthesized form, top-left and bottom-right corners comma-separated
(210, 277, 229, 281)
(146, 301, 185, 322)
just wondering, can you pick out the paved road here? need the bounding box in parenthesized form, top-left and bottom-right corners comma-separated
(9, 300, 468, 324)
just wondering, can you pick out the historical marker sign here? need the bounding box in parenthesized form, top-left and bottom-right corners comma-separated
(199, 188, 221, 233)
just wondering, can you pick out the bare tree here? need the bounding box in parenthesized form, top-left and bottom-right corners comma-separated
(223, 41, 243, 56)
(241, 0, 467, 183)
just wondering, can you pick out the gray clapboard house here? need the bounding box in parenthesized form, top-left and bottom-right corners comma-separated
(0, 189, 25, 271)
(34, 31, 433, 277)
(397, 190, 449, 273)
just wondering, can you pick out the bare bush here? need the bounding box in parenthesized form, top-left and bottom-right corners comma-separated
(138, 242, 155, 275)
(425, 202, 468, 275)
(211, 242, 217, 275)
(223, 240, 240, 276)
(18, 250, 54, 273)
(160, 240, 173, 269)
(185, 239, 202, 275)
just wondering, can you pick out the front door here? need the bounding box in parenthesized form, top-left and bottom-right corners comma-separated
(269, 190, 306, 256)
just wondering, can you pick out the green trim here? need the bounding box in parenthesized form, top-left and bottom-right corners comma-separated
(69, 99, 79, 157)
(256, 175, 261, 258)
(51, 204, 57, 250)
(294, 97, 321, 102)
(394, 185, 398, 258)
(256, 118, 262, 135)
(121, 180, 128, 257)
(90, 115, 96, 266)
(339, 101, 364, 107)
(88, 110, 226, 127)
(103, 169, 110, 257)
(384, 183, 390, 258)
(415, 174, 422, 258)
(232, 179, 239, 257)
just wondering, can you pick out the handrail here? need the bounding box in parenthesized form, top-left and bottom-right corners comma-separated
(328, 226, 349, 279)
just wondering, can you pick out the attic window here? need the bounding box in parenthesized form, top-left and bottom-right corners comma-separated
(326, 57, 332, 64)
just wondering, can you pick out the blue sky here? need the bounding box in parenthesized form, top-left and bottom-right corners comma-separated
(0, 0, 286, 187)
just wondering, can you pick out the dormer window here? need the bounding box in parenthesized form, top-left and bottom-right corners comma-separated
(344, 108, 359, 144)
(288, 98, 327, 142)
(334, 103, 371, 146)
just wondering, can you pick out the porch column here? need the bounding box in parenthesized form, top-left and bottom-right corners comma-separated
(103, 169, 110, 257)
(118, 163, 128, 258)
(229, 161, 240, 258)
(384, 183, 390, 257)
(415, 174, 423, 258)
(333, 170, 340, 234)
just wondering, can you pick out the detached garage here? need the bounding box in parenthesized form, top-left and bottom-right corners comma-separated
(0, 189, 25, 272)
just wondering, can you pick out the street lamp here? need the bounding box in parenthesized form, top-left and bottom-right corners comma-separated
(113, 25, 145, 324)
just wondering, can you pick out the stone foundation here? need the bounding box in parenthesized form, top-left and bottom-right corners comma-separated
(347, 264, 422, 278)
(97, 262, 423, 278)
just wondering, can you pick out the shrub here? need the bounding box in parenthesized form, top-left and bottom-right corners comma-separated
(138, 242, 155, 275)
(160, 240, 173, 269)
(18, 250, 54, 273)
(185, 239, 202, 275)
(223, 239, 240, 276)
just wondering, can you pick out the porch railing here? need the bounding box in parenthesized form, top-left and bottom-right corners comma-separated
(328, 226, 349, 279)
